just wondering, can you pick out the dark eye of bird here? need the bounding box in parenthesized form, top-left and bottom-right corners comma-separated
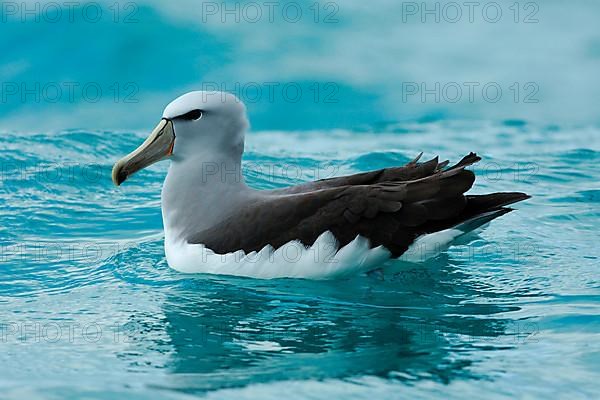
(179, 109, 203, 120)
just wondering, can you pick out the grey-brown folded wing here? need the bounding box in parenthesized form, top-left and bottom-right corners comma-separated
(268, 153, 466, 195)
(188, 157, 479, 257)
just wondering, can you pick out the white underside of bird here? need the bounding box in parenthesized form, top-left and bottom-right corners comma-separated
(164, 228, 464, 280)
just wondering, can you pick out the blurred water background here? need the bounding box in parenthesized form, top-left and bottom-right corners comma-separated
(1, 1, 599, 399)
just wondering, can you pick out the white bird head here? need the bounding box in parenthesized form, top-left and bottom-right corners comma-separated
(112, 91, 249, 186)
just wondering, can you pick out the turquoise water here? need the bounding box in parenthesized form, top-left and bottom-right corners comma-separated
(1, 121, 599, 398)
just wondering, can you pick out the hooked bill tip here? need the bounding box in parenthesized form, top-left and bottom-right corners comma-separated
(111, 161, 127, 186)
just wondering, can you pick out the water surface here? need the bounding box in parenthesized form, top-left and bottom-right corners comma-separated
(1, 121, 599, 398)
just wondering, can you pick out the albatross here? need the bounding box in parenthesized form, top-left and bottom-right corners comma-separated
(112, 91, 529, 279)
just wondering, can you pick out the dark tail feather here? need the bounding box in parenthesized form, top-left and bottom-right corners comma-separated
(447, 191, 530, 236)
(465, 192, 530, 216)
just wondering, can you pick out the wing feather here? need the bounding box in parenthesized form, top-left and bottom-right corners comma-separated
(188, 154, 484, 256)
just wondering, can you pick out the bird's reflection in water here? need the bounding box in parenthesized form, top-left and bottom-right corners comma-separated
(119, 254, 533, 394)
